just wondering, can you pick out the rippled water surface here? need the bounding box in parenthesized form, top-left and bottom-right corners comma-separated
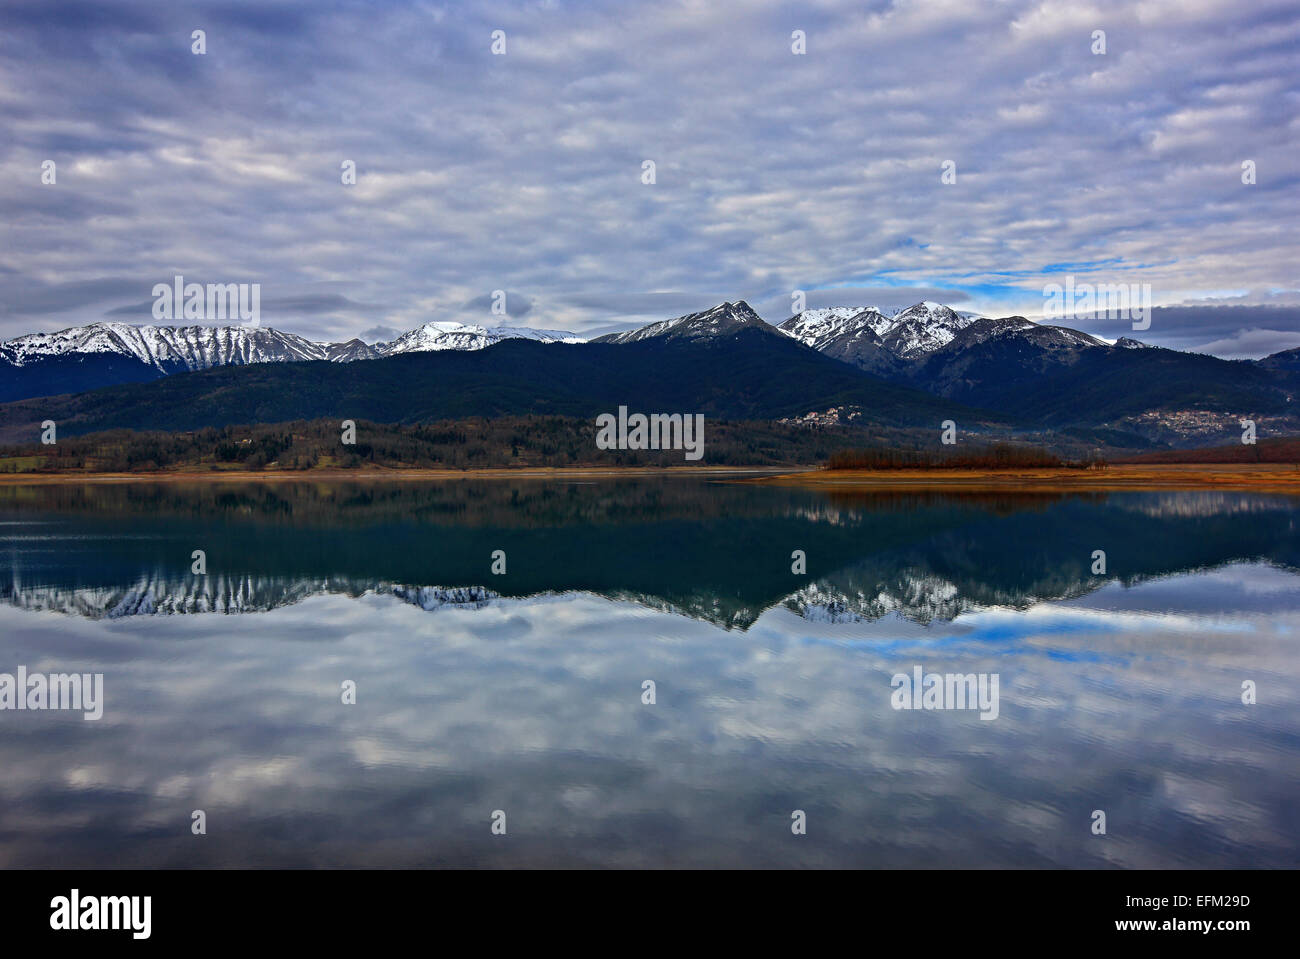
(0, 478, 1296, 867)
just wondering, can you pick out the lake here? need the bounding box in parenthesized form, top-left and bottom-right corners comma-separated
(0, 477, 1296, 867)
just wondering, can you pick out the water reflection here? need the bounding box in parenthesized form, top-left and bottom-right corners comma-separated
(0, 479, 1295, 867)
(1, 479, 1297, 628)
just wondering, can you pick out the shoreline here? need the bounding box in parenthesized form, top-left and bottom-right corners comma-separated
(0, 462, 1297, 490)
(743, 463, 1300, 493)
(0, 465, 808, 484)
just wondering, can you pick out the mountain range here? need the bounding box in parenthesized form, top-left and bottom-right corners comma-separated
(0, 306, 971, 442)
(774, 302, 1297, 442)
(0, 319, 581, 402)
(0, 300, 1296, 448)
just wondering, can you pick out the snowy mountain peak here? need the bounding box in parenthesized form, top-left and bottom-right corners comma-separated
(0, 322, 328, 371)
(777, 307, 890, 351)
(779, 302, 976, 358)
(878, 302, 979, 356)
(0, 319, 586, 373)
(380, 322, 582, 356)
(593, 301, 771, 345)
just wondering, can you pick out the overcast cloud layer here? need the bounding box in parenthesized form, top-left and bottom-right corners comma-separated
(1, 0, 1298, 355)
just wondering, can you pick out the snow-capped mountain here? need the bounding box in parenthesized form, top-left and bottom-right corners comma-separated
(778, 301, 1115, 375)
(593, 301, 773, 345)
(0, 572, 501, 619)
(322, 338, 382, 362)
(0, 322, 330, 373)
(779, 302, 979, 359)
(936, 314, 1107, 353)
(4, 300, 1295, 444)
(876, 301, 977, 357)
(776, 301, 989, 376)
(774, 307, 900, 376)
(778, 307, 890, 352)
(383, 322, 582, 355)
(0, 564, 1126, 630)
(0, 320, 584, 371)
(0, 318, 586, 401)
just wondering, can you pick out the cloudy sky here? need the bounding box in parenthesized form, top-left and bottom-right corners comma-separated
(1, 0, 1298, 356)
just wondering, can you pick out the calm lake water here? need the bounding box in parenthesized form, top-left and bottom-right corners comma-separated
(0, 477, 1296, 867)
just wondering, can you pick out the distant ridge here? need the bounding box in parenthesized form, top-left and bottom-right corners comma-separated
(593, 301, 774, 344)
(1, 298, 1297, 446)
(0, 319, 584, 402)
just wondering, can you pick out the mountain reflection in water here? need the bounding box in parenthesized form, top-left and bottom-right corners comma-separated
(1, 480, 1296, 627)
(0, 478, 1296, 867)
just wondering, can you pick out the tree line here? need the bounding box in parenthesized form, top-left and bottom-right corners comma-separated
(0, 417, 893, 472)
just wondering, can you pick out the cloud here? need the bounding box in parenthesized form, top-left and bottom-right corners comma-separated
(1174, 289, 1300, 308)
(560, 292, 732, 315)
(0, 277, 144, 317)
(462, 290, 533, 320)
(104, 291, 384, 320)
(358, 324, 399, 344)
(753, 287, 975, 320)
(0, 0, 1295, 352)
(1070, 306, 1300, 358)
(0, 560, 1296, 866)
(1187, 326, 1300, 359)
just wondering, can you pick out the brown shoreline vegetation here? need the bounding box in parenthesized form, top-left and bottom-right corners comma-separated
(747, 463, 1300, 493)
(0, 463, 1297, 493)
